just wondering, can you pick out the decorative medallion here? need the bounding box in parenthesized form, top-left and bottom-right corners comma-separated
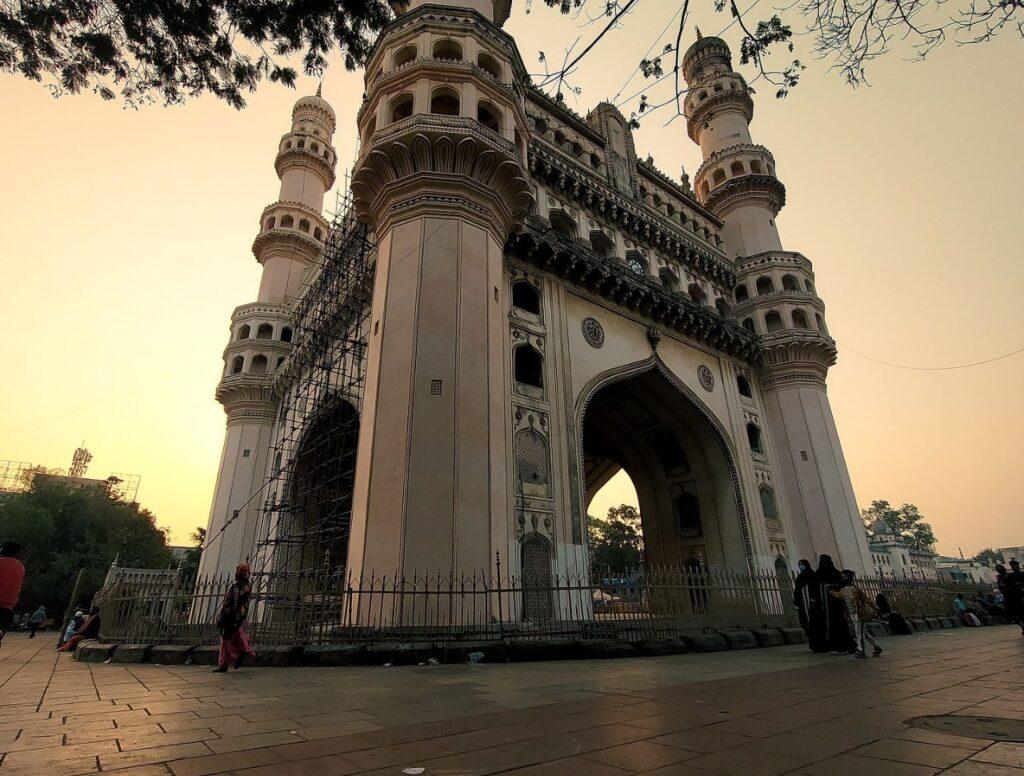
(581, 317, 604, 348)
(697, 365, 715, 392)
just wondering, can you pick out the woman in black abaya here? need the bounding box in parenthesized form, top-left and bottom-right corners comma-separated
(815, 554, 854, 652)
(793, 559, 815, 638)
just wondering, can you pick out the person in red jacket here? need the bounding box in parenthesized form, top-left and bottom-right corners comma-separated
(0, 541, 26, 648)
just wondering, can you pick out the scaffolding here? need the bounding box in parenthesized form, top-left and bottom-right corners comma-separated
(240, 183, 375, 636)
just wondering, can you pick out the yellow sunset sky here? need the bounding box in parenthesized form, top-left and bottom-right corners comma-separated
(0, 2, 1021, 557)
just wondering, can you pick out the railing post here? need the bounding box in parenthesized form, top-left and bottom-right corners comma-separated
(495, 550, 504, 642)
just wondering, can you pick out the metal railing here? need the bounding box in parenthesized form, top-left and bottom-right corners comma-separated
(93, 564, 989, 647)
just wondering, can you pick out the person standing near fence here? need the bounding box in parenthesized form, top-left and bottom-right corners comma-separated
(0, 542, 26, 649)
(833, 570, 882, 658)
(812, 555, 854, 653)
(793, 559, 815, 639)
(1005, 560, 1024, 635)
(213, 562, 256, 672)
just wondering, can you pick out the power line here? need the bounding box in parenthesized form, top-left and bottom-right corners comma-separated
(839, 342, 1024, 371)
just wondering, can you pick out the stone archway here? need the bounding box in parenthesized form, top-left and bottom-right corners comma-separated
(578, 359, 752, 573)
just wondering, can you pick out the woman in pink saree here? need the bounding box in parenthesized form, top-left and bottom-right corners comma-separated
(213, 563, 256, 672)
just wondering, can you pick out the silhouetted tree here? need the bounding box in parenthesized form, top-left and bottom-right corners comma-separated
(587, 503, 644, 572)
(862, 499, 937, 552)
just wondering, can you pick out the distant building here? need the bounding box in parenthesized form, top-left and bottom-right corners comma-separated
(998, 547, 1024, 564)
(867, 518, 938, 580)
(0, 454, 140, 503)
(935, 557, 996, 585)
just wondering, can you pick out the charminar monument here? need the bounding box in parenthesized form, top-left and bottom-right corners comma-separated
(198, 0, 873, 609)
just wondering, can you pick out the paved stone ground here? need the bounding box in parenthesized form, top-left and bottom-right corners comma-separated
(1, 628, 1023, 776)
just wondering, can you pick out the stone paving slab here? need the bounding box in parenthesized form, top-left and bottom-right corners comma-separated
(0, 628, 1023, 774)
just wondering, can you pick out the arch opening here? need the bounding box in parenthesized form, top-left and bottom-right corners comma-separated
(430, 87, 460, 116)
(581, 367, 748, 573)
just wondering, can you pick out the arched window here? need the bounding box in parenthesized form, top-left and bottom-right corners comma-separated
(688, 283, 708, 306)
(700, 181, 710, 199)
(313, 227, 323, 240)
(792, 309, 809, 329)
(362, 115, 376, 144)
(715, 297, 731, 316)
(548, 209, 577, 239)
(626, 252, 647, 276)
(730, 161, 744, 176)
(393, 44, 417, 69)
(298, 218, 310, 233)
(430, 87, 460, 116)
(310, 142, 319, 153)
(765, 311, 784, 332)
(741, 318, 755, 333)
(281, 215, 294, 228)
(511, 281, 540, 315)
(737, 374, 752, 398)
(280, 326, 293, 343)
(804, 279, 814, 292)
(264, 217, 276, 230)
(747, 422, 764, 454)
(238, 325, 250, 340)
(514, 345, 543, 390)
(749, 159, 764, 174)
(275, 356, 285, 370)
(673, 482, 702, 536)
(782, 274, 799, 292)
(589, 230, 615, 258)
(760, 485, 779, 521)
(390, 93, 413, 123)
(659, 266, 679, 291)
(756, 276, 774, 295)
(734, 284, 749, 303)
(712, 169, 726, 185)
(477, 101, 500, 132)
(521, 534, 552, 621)
(256, 323, 273, 339)
(230, 355, 244, 374)
(514, 428, 548, 486)
(815, 313, 827, 334)
(432, 39, 463, 61)
(477, 52, 501, 79)
(251, 355, 268, 375)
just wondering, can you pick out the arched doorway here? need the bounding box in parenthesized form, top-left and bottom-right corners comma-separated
(285, 395, 360, 578)
(579, 362, 750, 573)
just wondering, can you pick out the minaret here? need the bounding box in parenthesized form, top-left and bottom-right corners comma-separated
(348, 0, 531, 588)
(684, 37, 871, 574)
(198, 89, 337, 580)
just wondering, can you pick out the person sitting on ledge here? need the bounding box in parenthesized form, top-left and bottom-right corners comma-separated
(57, 607, 101, 653)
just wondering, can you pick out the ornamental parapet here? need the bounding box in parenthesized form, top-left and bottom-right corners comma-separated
(274, 142, 337, 190)
(528, 143, 736, 288)
(506, 215, 760, 363)
(352, 114, 532, 237)
(695, 143, 776, 185)
(736, 250, 813, 274)
(733, 290, 825, 316)
(231, 302, 292, 321)
(702, 174, 786, 218)
(366, 56, 518, 99)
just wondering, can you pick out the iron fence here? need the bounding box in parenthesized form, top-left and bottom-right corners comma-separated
(92, 564, 988, 647)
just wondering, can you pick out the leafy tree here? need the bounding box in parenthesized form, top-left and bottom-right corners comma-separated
(0, 0, 390, 108)
(177, 527, 206, 583)
(0, 477, 173, 615)
(862, 499, 937, 552)
(973, 548, 1004, 565)
(587, 503, 644, 572)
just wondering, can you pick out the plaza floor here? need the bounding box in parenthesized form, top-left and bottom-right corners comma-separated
(1, 628, 1023, 775)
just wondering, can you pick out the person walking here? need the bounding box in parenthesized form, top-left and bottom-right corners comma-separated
(1005, 560, 1024, 635)
(28, 605, 46, 638)
(833, 569, 882, 658)
(213, 563, 256, 672)
(0, 542, 26, 649)
(793, 559, 815, 639)
(56, 606, 101, 652)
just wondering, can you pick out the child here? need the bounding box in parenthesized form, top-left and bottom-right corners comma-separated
(833, 569, 883, 658)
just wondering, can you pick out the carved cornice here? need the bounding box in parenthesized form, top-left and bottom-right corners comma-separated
(528, 143, 736, 287)
(352, 115, 532, 237)
(215, 374, 279, 418)
(231, 302, 293, 321)
(733, 290, 825, 316)
(506, 216, 760, 363)
(702, 174, 787, 218)
(687, 89, 754, 144)
(251, 226, 323, 263)
(757, 331, 837, 390)
(636, 158, 698, 205)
